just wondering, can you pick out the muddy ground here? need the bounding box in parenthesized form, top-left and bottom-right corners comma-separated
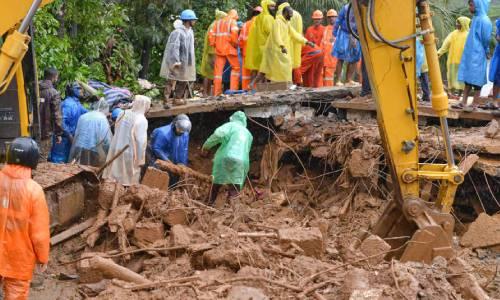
(29, 111, 500, 300)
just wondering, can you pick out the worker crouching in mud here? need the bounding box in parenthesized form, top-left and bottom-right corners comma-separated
(202, 111, 253, 206)
(148, 114, 192, 185)
(0, 138, 50, 300)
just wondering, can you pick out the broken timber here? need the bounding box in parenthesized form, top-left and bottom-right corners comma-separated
(155, 159, 212, 182)
(147, 86, 358, 118)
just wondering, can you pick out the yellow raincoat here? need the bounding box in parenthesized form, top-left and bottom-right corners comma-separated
(200, 10, 227, 79)
(437, 16, 471, 90)
(277, 3, 304, 68)
(260, 13, 307, 82)
(244, 0, 276, 70)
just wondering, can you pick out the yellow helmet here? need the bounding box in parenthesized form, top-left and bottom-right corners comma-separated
(312, 10, 324, 19)
(327, 9, 338, 17)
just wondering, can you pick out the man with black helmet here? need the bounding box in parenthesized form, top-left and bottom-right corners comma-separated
(0, 137, 50, 299)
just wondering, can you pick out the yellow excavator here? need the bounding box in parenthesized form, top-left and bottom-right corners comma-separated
(0, 0, 53, 155)
(1, 0, 464, 262)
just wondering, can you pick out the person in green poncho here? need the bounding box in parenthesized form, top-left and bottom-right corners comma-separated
(202, 111, 253, 206)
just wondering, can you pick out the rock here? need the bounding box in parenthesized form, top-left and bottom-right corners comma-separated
(141, 167, 169, 191)
(133, 222, 164, 244)
(227, 286, 269, 300)
(340, 268, 370, 300)
(348, 149, 376, 178)
(309, 217, 331, 238)
(349, 288, 383, 300)
(354, 193, 381, 209)
(200, 241, 266, 271)
(270, 192, 287, 206)
(162, 208, 189, 226)
(485, 119, 499, 138)
(278, 227, 325, 258)
(311, 146, 330, 158)
(359, 235, 391, 265)
(447, 257, 490, 300)
(460, 213, 500, 248)
(170, 224, 193, 247)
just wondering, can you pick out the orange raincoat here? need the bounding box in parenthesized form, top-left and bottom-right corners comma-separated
(0, 165, 50, 282)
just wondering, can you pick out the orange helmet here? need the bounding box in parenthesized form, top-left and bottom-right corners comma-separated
(254, 6, 263, 13)
(327, 9, 338, 17)
(228, 9, 239, 20)
(312, 10, 324, 19)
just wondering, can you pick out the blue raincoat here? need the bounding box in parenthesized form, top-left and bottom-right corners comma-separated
(150, 123, 189, 165)
(416, 40, 425, 77)
(332, 4, 361, 63)
(458, 0, 492, 87)
(49, 85, 88, 163)
(489, 19, 500, 86)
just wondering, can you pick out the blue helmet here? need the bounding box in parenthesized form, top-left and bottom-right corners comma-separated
(111, 108, 123, 121)
(180, 9, 197, 21)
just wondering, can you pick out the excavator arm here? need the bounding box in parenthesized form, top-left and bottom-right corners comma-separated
(351, 0, 464, 262)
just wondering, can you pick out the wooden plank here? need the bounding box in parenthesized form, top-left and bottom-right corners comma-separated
(50, 217, 96, 245)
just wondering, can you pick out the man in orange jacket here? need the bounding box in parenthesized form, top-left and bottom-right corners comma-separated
(209, 9, 240, 95)
(239, 6, 262, 90)
(299, 10, 325, 87)
(322, 9, 338, 86)
(0, 137, 50, 300)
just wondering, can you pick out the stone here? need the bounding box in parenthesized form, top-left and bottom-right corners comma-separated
(485, 119, 499, 138)
(348, 149, 376, 178)
(162, 208, 189, 226)
(133, 222, 164, 244)
(349, 288, 384, 300)
(359, 235, 391, 265)
(340, 268, 370, 300)
(200, 241, 266, 271)
(170, 224, 193, 247)
(270, 192, 287, 206)
(460, 213, 500, 248)
(141, 167, 170, 191)
(227, 286, 269, 300)
(278, 227, 325, 258)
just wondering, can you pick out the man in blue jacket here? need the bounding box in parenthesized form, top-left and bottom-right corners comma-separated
(149, 114, 191, 167)
(458, 0, 492, 110)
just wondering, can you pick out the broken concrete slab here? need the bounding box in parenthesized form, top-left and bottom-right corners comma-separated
(141, 167, 169, 191)
(359, 235, 391, 265)
(278, 227, 325, 258)
(227, 286, 269, 300)
(460, 213, 500, 248)
(133, 221, 164, 244)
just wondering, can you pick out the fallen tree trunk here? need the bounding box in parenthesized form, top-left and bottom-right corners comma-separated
(155, 159, 212, 183)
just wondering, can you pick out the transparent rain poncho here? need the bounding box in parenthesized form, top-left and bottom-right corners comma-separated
(160, 20, 196, 82)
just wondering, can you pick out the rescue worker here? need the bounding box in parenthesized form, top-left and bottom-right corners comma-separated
(103, 95, 151, 186)
(202, 111, 253, 206)
(275, 1, 305, 85)
(416, 38, 431, 102)
(39, 68, 62, 147)
(260, 5, 313, 83)
(333, 4, 361, 86)
(245, 0, 276, 86)
(160, 10, 197, 108)
(457, 0, 492, 110)
(0, 137, 50, 300)
(299, 10, 326, 87)
(437, 17, 471, 97)
(110, 107, 123, 133)
(149, 114, 191, 167)
(68, 99, 112, 167)
(239, 6, 263, 90)
(322, 9, 338, 87)
(209, 9, 240, 95)
(489, 18, 500, 101)
(200, 9, 228, 96)
(49, 82, 87, 163)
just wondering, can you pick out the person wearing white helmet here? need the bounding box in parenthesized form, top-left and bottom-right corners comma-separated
(160, 9, 198, 108)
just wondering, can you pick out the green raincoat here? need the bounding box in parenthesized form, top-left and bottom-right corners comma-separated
(202, 111, 253, 188)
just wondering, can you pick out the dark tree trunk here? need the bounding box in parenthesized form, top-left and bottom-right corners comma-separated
(139, 39, 152, 79)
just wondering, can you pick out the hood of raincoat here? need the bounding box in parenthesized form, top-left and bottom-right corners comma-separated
(457, 16, 471, 31)
(91, 98, 110, 114)
(277, 2, 290, 15)
(174, 19, 183, 29)
(261, 0, 275, 16)
(215, 9, 227, 20)
(473, 0, 490, 17)
(132, 95, 151, 115)
(229, 111, 247, 127)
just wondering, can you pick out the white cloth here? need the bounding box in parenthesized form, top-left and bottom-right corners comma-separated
(160, 21, 196, 82)
(103, 95, 151, 185)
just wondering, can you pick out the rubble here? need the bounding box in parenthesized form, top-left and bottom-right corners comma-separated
(460, 213, 500, 248)
(359, 235, 391, 265)
(278, 227, 325, 258)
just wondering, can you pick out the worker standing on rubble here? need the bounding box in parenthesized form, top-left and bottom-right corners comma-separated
(333, 4, 361, 86)
(416, 38, 431, 102)
(437, 17, 471, 98)
(149, 114, 192, 167)
(68, 99, 112, 167)
(322, 9, 338, 87)
(202, 111, 253, 206)
(160, 10, 197, 108)
(260, 5, 313, 83)
(0, 137, 50, 300)
(200, 9, 228, 96)
(298, 10, 326, 87)
(49, 82, 87, 163)
(239, 6, 263, 90)
(245, 0, 276, 88)
(39, 68, 63, 151)
(457, 0, 492, 110)
(209, 9, 240, 95)
(103, 95, 151, 186)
